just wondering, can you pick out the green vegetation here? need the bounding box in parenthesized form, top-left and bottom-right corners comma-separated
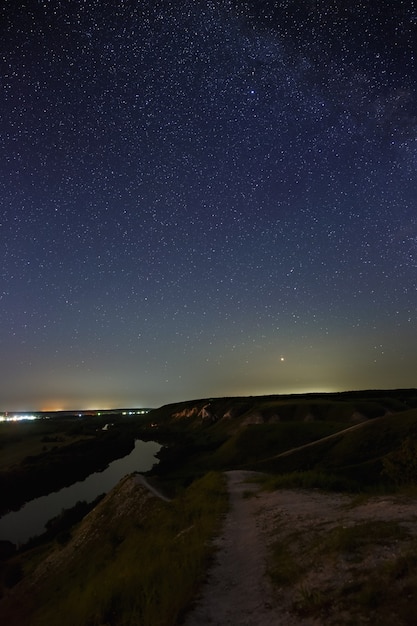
(1, 472, 227, 626)
(294, 584, 329, 616)
(267, 516, 416, 623)
(21, 495, 105, 550)
(247, 407, 417, 492)
(268, 539, 304, 587)
(258, 469, 359, 492)
(0, 418, 91, 470)
(336, 545, 417, 625)
(292, 536, 417, 624)
(3, 389, 417, 624)
(320, 520, 409, 554)
(210, 421, 346, 468)
(382, 437, 417, 486)
(146, 390, 417, 495)
(0, 413, 154, 515)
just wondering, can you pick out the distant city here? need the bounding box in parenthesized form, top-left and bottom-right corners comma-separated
(0, 409, 152, 422)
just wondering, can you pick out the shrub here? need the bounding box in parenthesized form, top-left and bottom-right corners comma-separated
(382, 437, 417, 486)
(3, 562, 23, 588)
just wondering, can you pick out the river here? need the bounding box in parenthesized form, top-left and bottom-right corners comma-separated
(0, 439, 161, 545)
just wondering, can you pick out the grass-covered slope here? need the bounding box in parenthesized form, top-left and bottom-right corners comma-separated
(209, 421, 346, 468)
(2, 390, 417, 625)
(0, 472, 227, 626)
(149, 391, 401, 433)
(149, 390, 417, 491)
(250, 408, 417, 490)
(0, 412, 154, 516)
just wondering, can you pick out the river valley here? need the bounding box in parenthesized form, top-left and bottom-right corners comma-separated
(0, 439, 161, 545)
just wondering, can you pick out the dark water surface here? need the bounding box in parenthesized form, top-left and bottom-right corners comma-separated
(0, 439, 161, 545)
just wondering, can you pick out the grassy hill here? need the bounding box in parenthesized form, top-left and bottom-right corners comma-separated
(149, 389, 417, 492)
(2, 389, 417, 624)
(0, 472, 227, 626)
(231, 407, 417, 489)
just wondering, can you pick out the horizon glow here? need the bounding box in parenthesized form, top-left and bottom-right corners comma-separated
(1, 2, 416, 410)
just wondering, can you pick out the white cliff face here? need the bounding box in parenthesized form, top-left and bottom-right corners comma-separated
(172, 404, 284, 426)
(172, 406, 201, 419)
(172, 404, 216, 423)
(199, 405, 212, 421)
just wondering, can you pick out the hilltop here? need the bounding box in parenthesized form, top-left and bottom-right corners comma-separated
(149, 389, 417, 492)
(2, 389, 417, 624)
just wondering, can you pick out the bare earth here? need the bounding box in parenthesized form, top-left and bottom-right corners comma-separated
(182, 471, 417, 626)
(3, 470, 417, 625)
(183, 470, 283, 626)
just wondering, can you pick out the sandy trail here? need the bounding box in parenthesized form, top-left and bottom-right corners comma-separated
(181, 469, 417, 626)
(4, 465, 417, 625)
(182, 470, 284, 626)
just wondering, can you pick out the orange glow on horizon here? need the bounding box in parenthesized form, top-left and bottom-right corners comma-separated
(39, 400, 122, 412)
(40, 404, 66, 412)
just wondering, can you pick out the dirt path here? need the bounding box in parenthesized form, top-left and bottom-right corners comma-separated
(4, 466, 417, 625)
(182, 470, 417, 626)
(182, 470, 286, 626)
(133, 473, 171, 501)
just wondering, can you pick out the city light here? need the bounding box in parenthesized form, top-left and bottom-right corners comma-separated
(0, 414, 38, 422)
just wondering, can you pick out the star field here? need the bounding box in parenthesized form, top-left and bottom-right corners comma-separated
(1, 1, 416, 410)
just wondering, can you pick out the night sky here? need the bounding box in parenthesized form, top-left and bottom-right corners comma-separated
(1, 1, 416, 411)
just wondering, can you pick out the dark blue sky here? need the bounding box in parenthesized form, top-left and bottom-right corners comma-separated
(1, 1, 416, 410)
